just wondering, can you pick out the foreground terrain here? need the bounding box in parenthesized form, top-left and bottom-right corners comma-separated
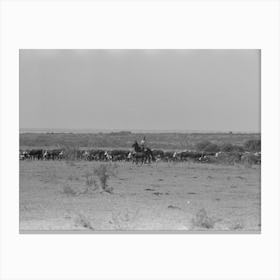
(19, 160, 261, 232)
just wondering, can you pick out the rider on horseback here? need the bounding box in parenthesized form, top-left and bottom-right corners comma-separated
(140, 136, 146, 152)
(131, 137, 154, 163)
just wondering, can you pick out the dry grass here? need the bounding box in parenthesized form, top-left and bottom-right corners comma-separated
(110, 208, 140, 230)
(84, 172, 99, 191)
(20, 132, 260, 151)
(93, 164, 116, 194)
(230, 222, 244, 230)
(191, 208, 215, 229)
(74, 213, 94, 230)
(62, 184, 77, 196)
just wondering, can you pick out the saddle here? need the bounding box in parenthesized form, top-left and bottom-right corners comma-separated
(141, 146, 147, 152)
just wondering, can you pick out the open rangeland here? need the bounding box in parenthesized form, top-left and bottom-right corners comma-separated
(20, 160, 260, 232)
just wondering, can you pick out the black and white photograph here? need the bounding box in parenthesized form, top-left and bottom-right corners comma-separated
(19, 49, 261, 232)
(1, 0, 280, 279)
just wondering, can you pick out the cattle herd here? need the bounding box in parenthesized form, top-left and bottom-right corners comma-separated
(19, 148, 261, 164)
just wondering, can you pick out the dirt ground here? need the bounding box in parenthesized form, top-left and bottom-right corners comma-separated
(19, 161, 261, 232)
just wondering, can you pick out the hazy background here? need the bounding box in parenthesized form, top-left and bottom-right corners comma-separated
(19, 49, 260, 133)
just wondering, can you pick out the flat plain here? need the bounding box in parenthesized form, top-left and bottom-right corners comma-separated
(20, 160, 261, 232)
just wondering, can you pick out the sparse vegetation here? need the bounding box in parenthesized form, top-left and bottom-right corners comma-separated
(220, 143, 244, 153)
(20, 132, 260, 151)
(63, 145, 79, 161)
(74, 213, 94, 230)
(19, 132, 261, 231)
(244, 139, 261, 152)
(62, 184, 77, 196)
(195, 141, 219, 153)
(110, 208, 139, 230)
(20, 157, 260, 231)
(191, 208, 215, 229)
(231, 222, 244, 230)
(93, 164, 115, 194)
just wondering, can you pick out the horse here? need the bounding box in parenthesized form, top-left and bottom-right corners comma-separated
(131, 141, 154, 164)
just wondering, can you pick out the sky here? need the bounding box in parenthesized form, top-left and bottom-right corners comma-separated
(19, 49, 260, 133)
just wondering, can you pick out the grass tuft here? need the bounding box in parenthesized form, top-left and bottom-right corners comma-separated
(93, 164, 115, 194)
(62, 184, 77, 196)
(74, 213, 94, 230)
(191, 208, 215, 229)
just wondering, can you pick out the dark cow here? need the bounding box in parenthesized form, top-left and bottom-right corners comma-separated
(91, 150, 106, 161)
(163, 151, 174, 162)
(29, 149, 44, 160)
(110, 150, 130, 161)
(152, 149, 164, 161)
(178, 151, 204, 161)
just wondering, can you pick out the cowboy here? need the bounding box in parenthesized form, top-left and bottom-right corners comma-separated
(140, 136, 146, 152)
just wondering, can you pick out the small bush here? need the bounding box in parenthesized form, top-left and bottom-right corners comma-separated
(74, 213, 94, 230)
(196, 141, 219, 153)
(216, 152, 242, 165)
(220, 143, 244, 153)
(110, 208, 140, 230)
(244, 139, 261, 152)
(62, 184, 77, 196)
(220, 143, 234, 152)
(84, 172, 99, 193)
(231, 222, 244, 230)
(191, 208, 215, 229)
(204, 143, 219, 153)
(85, 172, 96, 187)
(241, 153, 260, 166)
(196, 141, 211, 151)
(63, 145, 79, 161)
(93, 164, 115, 194)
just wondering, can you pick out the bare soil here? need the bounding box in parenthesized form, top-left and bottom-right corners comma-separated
(19, 161, 261, 232)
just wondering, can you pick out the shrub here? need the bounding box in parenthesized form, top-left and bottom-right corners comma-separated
(191, 208, 215, 229)
(220, 143, 245, 152)
(93, 164, 115, 194)
(63, 145, 79, 161)
(203, 143, 219, 153)
(231, 222, 244, 230)
(74, 213, 94, 230)
(232, 145, 245, 153)
(220, 143, 232, 152)
(241, 153, 260, 166)
(196, 141, 211, 151)
(84, 172, 98, 192)
(62, 184, 77, 196)
(244, 139, 261, 152)
(196, 141, 219, 153)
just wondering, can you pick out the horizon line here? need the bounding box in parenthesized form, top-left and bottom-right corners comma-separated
(19, 128, 261, 134)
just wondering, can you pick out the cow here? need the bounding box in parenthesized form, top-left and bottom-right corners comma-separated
(81, 150, 90, 161)
(163, 151, 174, 162)
(178, 151, 202, 161)
(127, 152, 133, 161)
(110, 150, 130, 161)
(91, 150, 106, 161)
(152, 150, 164, 160)
(43, 149, 63, 160)
(29, 149, 44, 160)
(104, 151, 112, 161)
(241, 152, 261, 165)
(19, 150, 29, 160)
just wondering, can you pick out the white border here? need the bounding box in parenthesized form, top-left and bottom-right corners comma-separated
(1, 1, 280, 279)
